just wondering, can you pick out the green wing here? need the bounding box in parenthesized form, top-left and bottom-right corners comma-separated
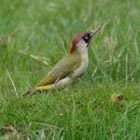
(36, 53, 81, 87)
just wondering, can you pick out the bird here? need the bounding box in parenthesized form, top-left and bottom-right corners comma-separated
(23, 26, 101, 96)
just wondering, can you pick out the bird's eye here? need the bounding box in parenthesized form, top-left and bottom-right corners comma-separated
(84, 36, 88, 40)
(83, 35, 90, 43)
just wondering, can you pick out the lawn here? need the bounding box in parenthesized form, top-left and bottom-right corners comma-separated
(0, 0, 140, 139)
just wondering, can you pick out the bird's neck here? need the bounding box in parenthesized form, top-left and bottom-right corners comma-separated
(80, 50, 89, 66)
(72, 49, 89, 63)
(70, 50, 89, 78)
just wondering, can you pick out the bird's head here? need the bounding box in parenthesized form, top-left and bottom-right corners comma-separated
(70, 27, 101, 54)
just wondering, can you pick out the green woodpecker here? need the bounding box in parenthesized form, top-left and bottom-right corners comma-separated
(24, 27, 101, 96)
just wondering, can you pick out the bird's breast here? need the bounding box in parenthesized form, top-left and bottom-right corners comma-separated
(71, 52, 89, 78)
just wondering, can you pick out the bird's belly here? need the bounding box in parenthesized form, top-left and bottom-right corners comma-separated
(55, 77, 73, 89)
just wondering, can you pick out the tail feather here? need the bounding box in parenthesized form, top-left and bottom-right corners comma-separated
(23, 87, 37, 96)
(23, 84, 54, 96)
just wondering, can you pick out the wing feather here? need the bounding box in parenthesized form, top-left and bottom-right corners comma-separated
(36, 53, 81, 87)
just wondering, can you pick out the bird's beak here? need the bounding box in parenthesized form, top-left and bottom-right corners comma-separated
(89, 26, 101, 38)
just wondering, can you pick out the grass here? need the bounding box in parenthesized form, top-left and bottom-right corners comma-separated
(0, 0, 140, 139)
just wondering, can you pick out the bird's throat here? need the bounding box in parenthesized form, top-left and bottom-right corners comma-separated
(71, 51, 89, 78)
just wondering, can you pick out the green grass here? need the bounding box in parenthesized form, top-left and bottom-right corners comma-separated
(0, 0, 140, 139)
